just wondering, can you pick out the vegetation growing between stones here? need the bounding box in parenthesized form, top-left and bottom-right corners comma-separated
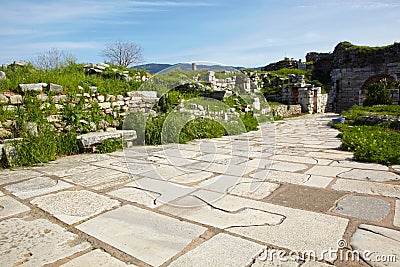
(332, 105, 400, 166)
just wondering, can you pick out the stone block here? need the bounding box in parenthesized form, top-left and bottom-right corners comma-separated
(0, 218, 90, 266)
(77, 205, 206, 266)
(61, 249, 134, 267)
(332, 195, 390, 222)
(48, 83, 63, 93)
(19, 83, 46, 92)
(169, 234, 263, 267)
(77, 130, 137, 149)
(5, 177, 73, 199)
(350, 224, 400, 266)
(0, 195, 30, 219)
(31, 190, 120, 225)
(9, 94, 23, 104)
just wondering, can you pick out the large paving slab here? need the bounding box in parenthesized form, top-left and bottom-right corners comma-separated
(0, 217, 90, 266)
(273, 154, 318, 165)
(62, 168, 133, 190)
(160, 190, 349, 262)
(31, 190, 120, 225)
(0, 195, 30, 219)
(0, 169, 42, 185)
(305, 165, 351, 177)
(350, 224, 400, 266)
(270, 161, 309, 172)
(36, 160, 98, 177)
(227, 178, 280, 199)
(61, 249, 136, 267)
(331, 179, 400, 198)
(108, 187, 161, 208)
(5, 176, 73, 199)
(336, 169, 400, 182)
(76, 205, 207, 266)
(330, 160, 388, 171)
(332, 195, 391, 222)
(127, 178, 196, 205)
(169, 233, 263, 267)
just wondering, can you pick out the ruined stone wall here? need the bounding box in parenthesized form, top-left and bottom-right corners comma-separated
(309, 42, 400, 112)
(330, 64, 400, 111)
(271, 104, 302, 118)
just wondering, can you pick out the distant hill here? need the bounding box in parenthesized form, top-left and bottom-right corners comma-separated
(132, 63, 257, 74)
(133, 63, 173, 74)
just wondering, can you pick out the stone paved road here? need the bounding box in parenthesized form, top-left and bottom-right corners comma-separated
(1, 114, 400, 266)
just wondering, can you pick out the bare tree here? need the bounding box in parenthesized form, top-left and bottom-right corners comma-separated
(32, 48, 76, 70)
(101, 40, 144, 67)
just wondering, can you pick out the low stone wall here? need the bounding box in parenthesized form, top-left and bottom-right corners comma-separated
(271, 104, 302, 118)
(0, 85, 159, 135)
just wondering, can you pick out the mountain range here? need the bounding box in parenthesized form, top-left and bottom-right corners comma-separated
(133, 63, 261, 74)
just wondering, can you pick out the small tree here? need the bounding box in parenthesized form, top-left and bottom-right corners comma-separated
(101, 40, 144, 67)
(32, 48, 76, 70)
(364, 79, 393, 106)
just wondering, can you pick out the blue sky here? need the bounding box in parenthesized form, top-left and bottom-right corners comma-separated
(0, 0, 399, 67)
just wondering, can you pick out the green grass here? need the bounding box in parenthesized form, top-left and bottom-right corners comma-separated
(339, 41, 397, 54)
(0, 63, 144, 95)
(332, 105, 400, 166)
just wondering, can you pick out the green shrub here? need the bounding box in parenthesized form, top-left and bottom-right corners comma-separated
(96, 138, 123, 154)
(339, 125, 400, 165)
(363, 79, 393, 106)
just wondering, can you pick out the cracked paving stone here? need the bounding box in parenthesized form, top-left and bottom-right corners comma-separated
(251, 170, 310, 185)
(162, 195, 285, 228)
(62, 168, 133, 191)
(305, 166, 351, 177)
(332, 195, 390, 222)
(184, 162, 256, 177)
(270, 161, 309, 172)
(61, 249, 136, 267)
(126, 178, 196, 205)
(0, 217, 90, 266)
(0, 169, 42, 185)
(5, 177, 73, 199)
(107, 187, 161, 208)
(0, 195, 30, 219)
(331, 179, 400, 198)
(169, 233, 263, 267)
(76, 205, 206, 267)
(267, 184, 346, 213)
(337, 169, 400, 182)
(330, 160, 388, 171)
(161, 190, 348, 262)
(350, 224, 400, 267)
(31, 190, 120, 225)
(168, 171, 215, 185)
(227, 178, 280, 199)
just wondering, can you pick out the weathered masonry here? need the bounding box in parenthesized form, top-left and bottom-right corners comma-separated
(307, 42, 400, 112)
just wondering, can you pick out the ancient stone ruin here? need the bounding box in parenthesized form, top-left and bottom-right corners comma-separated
(307, 41, 400, 112)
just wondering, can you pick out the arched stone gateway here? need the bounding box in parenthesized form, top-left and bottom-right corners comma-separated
(358, 74, 396, 105)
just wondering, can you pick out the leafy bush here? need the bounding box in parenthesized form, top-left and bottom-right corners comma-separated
(339, 125, 400, 165)
(363, 79, 393, 106)
(96, 138, 123, 154)
(333, 105, 400, 166)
